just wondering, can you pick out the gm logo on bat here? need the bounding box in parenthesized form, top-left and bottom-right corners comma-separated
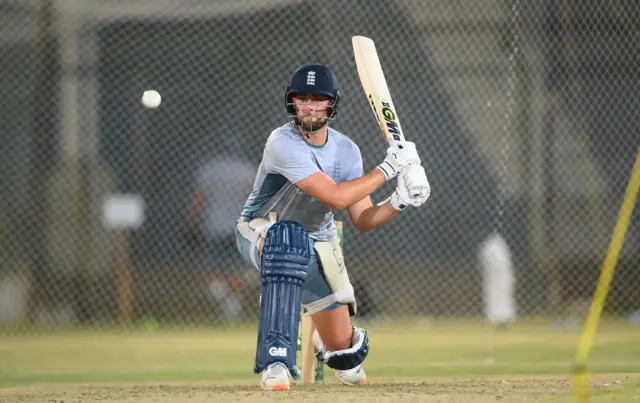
(381, 100, 403, 142)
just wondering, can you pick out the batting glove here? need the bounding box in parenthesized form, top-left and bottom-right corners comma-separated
(390, 165, 431, 210)
(376, 141, 421, 181)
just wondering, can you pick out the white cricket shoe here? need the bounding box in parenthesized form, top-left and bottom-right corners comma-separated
(335, 365, 367, 386)
(261, 362, 290, 391)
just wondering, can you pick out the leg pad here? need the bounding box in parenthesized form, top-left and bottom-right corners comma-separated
(254, 220, 311, 376)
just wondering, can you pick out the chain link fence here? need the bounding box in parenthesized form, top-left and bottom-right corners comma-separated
(1, 0, 639, 331)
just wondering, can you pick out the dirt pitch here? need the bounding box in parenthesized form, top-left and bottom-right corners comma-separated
(3, 376, 635, 403)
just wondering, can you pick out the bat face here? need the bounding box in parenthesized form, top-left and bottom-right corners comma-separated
(352, 35, 405, 144)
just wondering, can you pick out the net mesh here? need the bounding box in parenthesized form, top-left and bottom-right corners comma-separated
(1, 0, 639, 333)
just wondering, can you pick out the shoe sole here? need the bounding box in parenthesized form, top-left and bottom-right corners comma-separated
(337, 378, 367, 386)
(263, 384, 289, 391)
(341, 380, 366, 386)
(336, 373, 367, 386)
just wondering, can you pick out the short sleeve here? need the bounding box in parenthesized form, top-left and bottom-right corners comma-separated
(345, 143, 364, 181)
(264, 135, 320, 183)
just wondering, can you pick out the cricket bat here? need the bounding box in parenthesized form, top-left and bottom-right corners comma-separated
(300, 315, 317, 384)
(300, 220, 344, 384)
(353, 35, 425, 200)
(352, 35, 406, 145)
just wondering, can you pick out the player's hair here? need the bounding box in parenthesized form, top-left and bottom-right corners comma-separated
(285, 63, 341, 122)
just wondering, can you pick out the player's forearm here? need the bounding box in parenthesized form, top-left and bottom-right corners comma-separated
(334, 169, 386, 210)
(352, 199, 399, 232)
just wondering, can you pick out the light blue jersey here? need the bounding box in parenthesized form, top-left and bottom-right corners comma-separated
(240, 122, 363, 241)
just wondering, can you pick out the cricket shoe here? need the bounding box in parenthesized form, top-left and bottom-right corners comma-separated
(261, 362, 290, 391)
(335, 365, 367, 386)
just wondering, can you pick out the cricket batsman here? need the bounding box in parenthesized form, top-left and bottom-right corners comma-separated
(235, 63, 431, 390)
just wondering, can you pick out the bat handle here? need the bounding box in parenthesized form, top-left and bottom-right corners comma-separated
(387, 138, 406, 148)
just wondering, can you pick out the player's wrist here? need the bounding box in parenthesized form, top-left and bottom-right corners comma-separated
(376, 162, 397, 181)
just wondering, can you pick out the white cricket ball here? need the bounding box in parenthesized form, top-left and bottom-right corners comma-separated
(141, 90, 161, 108)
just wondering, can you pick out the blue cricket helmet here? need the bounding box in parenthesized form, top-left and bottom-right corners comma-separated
(285, 63, 341, 120)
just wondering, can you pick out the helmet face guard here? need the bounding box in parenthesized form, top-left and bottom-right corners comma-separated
(286, 93, 339, 133)
(285, 63, 341, 132)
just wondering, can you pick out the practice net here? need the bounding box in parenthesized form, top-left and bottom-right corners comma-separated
(1, 0, 639, 331)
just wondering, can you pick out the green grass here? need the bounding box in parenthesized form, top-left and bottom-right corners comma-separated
(0, 318, 638, 401)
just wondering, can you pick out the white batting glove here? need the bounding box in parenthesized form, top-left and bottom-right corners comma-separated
(376, 141, 421, 181)
(390, 165, 431, 210)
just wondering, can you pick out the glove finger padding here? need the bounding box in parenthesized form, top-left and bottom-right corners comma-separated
(402, 165, 431, 205)
(401, 141, 421, 166)
(313, 327, 369, 370)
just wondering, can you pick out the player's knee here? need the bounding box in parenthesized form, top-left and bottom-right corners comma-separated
(315, 326, 369, 371)
(261, 220, 310, 281)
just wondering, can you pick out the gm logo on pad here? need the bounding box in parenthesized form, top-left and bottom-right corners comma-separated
(269, 347, 287, 357)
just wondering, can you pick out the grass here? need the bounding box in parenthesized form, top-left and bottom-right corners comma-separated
(0, 318, 638, 402)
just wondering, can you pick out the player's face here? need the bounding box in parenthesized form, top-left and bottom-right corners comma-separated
(292, 95, 332, 132)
